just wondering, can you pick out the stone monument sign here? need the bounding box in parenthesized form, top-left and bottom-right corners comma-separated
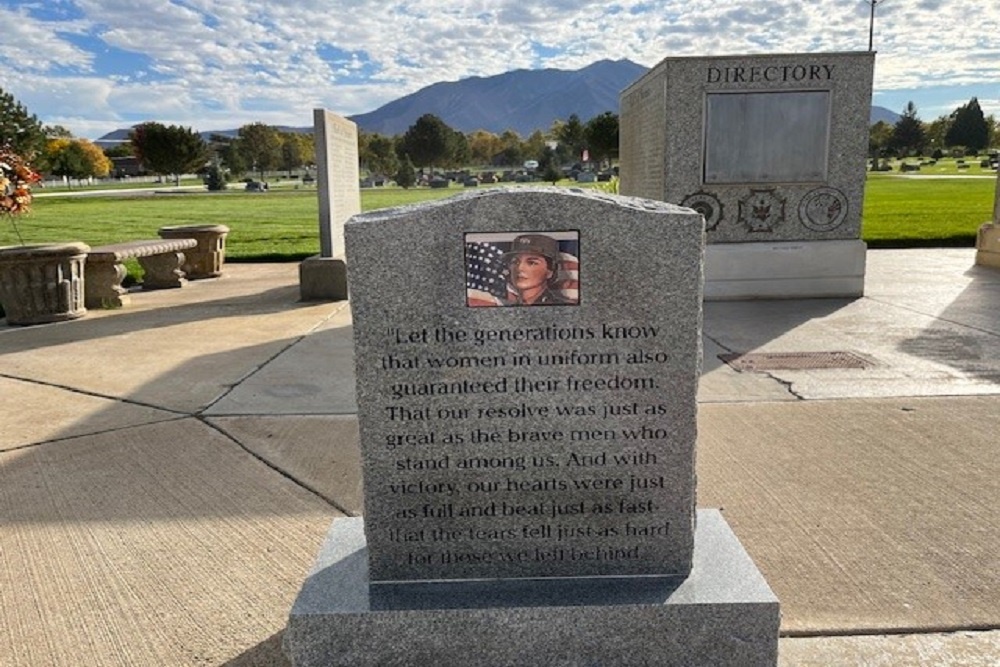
(299, 108, 361, 300)
(284, 188, 779, 665)
(620, 52, 875, 299)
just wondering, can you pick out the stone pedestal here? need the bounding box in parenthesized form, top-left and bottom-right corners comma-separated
(299, 255, 347, 301)
(705, 239, 867, 300)
(975, 223, 1000, 269)
(0, 243, 89, 325)
(158, 224, 229, 278)
(284, 510, 779, 667)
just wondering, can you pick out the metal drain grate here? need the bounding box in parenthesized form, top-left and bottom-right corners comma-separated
(718, 351, 876, 372)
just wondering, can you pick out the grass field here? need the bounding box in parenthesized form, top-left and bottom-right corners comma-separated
(3, 168, 996, 261)
(862, 172, 996, 247)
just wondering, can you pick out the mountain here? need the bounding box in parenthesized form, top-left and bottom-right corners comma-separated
(870, 105, 900, 125)
(350, 59, 649, 136)
(96, 60, 900, 145)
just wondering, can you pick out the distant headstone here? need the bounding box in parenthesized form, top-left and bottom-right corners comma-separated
(284, 188, 779, 666)
(620, 52, 875, 299)
(299, 109, 361, 300)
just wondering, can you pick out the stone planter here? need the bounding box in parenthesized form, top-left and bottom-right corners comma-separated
(158, 224, 230, 279)
(0, 243, 90, 325)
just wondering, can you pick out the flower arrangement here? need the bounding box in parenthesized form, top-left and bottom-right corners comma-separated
(1, 146, 42, 243)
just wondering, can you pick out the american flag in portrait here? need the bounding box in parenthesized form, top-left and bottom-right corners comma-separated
(465, 232, 580, 307)
(465, 241, 509, 307)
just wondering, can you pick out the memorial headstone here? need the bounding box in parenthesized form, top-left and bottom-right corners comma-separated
(620, 52, 875, 299)
(284, 188, 779, 666)
(975, 168, 1000, 269)
(299, 109, 362, 300)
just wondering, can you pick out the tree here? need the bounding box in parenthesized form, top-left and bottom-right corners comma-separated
(43, 139, 88, 187)
(77, 140, 112, 178)
(888, 102, 926, 157)
(236, 122, 282, 180)
(522, 130, 548, 162)
(280, 131, 312, 176)
(0, 87, 46, 157)
(467, 130, 502, 165)
(43, 138, 112, 186)
(584, 112, 619, 166)
(538, 147, 562, 184)
(129, 122, 208, 185)
(945, 97, 990, 154)
(103, 143, 134, 159)
(398, 114, 453, 172)
(360, 133, 398, 177)
(395, 153, 416, 188)
(495, 129, 523, 167)
(212, 134, 247, 175)
(446, 128, 470, 168)
(556, 114, 587, 161)
(869, 120, 893, 158)
(924, 115, 950, 155)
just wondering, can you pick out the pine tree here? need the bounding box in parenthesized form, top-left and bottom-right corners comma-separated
(0, 87, 46, 157)
(395, 154, 416, 189)
(888, 102, 926, 157)
(945, 97, 989, 154)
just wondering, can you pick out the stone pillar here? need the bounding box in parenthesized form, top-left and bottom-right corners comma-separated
(299, 109, 361, 301)
(0, 243, 89, 325)
(974, 168, 1000, 268)
(158, 224, 229, 279)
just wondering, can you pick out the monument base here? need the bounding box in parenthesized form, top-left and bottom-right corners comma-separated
(975, 223, 1000, 269)
(705, 239, 866, 300)
(299, 255, 347, 301)
(283, 510, 779, 666)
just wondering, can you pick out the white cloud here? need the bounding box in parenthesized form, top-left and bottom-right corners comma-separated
(1, 0, 998, 138)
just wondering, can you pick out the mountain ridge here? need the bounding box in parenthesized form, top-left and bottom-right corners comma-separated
(96, 60, 902, 144)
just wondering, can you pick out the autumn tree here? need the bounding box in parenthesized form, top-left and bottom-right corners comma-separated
(43, 138, 112, 187)
(467, 130, 502, 165)
(129, 122, 208, 185)
(522, 130, 548, 162)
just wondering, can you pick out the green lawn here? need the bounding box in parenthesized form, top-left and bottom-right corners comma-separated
(862, 173, 995, 247)
(3, 172, 996, 260)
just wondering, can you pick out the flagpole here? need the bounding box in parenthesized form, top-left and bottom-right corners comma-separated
(868, 0, 880, 51)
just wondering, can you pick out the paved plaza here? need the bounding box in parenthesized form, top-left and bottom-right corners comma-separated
(1, 249, 997, 665)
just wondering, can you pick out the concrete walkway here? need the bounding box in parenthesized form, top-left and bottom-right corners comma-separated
(1, 249, 998, 665)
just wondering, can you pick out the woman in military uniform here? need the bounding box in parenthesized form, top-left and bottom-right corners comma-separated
(503, 234, 571, 306)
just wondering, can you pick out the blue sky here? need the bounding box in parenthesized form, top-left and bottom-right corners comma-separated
(1, 0, 998, 139)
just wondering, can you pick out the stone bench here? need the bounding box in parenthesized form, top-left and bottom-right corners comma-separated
(158, 224, 230, 279)
(85, 238, 197, 308)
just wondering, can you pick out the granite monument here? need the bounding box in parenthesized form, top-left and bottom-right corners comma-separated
(284, 188, 779, 665)
(619, 52, 875, 299)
